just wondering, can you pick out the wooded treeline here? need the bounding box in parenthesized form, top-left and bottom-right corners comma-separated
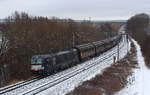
(126, 13, 150, 68)
(0, 12, 122, 87)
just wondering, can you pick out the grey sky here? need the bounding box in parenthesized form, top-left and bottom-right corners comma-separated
(0, 0, 150, 20)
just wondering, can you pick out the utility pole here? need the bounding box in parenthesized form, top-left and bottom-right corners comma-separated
(117, 39, 120, 61)
(89, 17, 91, 21)
(72, 31, 75, 47)
(126, 34, 129, 53)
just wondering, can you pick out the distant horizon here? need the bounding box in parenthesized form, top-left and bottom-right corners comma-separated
(0, 13, 130, 21)
(0, 17, 127, 23)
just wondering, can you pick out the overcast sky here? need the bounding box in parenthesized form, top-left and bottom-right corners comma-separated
(0, 0, 149, 20)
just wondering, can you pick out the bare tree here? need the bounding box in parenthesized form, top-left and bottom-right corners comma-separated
(0, 24, 10, 87)
(0, 31, 9, 57)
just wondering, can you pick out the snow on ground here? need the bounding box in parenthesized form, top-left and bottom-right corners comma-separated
(116, 39, 150, 95)
(37, 35, 131, 95)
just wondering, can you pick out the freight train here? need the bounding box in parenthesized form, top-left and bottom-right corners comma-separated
(31, 35, 122, 75)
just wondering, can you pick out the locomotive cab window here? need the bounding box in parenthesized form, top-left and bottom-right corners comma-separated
(31, 56, 43, 64)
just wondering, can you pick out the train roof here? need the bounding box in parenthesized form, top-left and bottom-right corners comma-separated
(32, 54, 54, 59)
(32, 49, 76, 59)
(75, 43, 94, 49)
(55, 49, 76, 56)
(93, 40, 104, 45)
(75, 35, 120, 48)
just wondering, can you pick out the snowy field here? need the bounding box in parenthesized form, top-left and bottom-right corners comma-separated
(37, 35, 131, 95)
(116, 39, 150, 95)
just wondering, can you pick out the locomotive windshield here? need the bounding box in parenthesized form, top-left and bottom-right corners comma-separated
(31, 56, 44, 64)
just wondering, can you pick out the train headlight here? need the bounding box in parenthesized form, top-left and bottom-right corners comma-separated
(31, 65, 44, 71)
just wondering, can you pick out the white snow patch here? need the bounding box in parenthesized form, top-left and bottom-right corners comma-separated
(116, 38, 150, 95)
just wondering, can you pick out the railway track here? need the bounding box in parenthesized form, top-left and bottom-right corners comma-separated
(0, 76, 42, 95)
(0, 35, 127, 95)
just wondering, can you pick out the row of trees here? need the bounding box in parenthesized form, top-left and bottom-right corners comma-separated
(0, 12, 121, 87)
(126, 13, 150, 44)
(126, 13, 150, 68)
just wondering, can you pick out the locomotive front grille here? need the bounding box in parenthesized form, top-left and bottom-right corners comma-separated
(31, 65, 44, 71)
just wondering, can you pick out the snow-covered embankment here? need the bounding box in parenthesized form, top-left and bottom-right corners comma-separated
(116, 39, 150, 95)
